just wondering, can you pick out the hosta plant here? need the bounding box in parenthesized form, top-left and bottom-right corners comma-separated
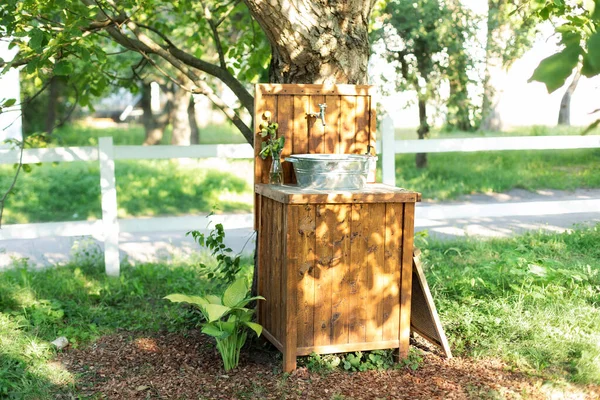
(164, 278, 264, 371)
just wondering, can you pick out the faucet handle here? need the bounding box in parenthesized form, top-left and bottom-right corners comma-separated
(318, 103, 327, 109)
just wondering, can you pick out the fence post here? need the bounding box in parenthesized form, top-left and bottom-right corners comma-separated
(381, 114, 396, 186)
(98, 137, 120, 276)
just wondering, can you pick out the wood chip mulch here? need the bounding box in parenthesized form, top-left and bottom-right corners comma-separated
(55, 331, 600, 400)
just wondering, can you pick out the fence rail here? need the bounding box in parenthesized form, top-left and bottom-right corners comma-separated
(1, 127, 599, 275)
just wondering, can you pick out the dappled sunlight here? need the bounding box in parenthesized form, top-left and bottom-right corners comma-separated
(134, 337, 161, 353)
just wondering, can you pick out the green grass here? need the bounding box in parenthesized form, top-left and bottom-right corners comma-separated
(421, 225, 600, 383)
(1, 226, 599, 397)
(394, 148, 600, 200)
(49, 121, 246, 146)
(0, 159, 253, 224)
(0, 246, 253, 398)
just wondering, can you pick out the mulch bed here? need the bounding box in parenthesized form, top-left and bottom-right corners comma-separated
(56, 331, 600, 399)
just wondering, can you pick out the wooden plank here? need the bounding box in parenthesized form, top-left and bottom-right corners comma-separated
(383, 203, 403, 341)
(296, 205, 316, 348)
(262, 197, 272, 332)
(399, 202, 416, 358)
(355, 95, 369, 155)
(331, 204, 351, 345)
(365, 203, 385, 342)
(257, 84, 375, 96)
(254, 183, 421, 204)
(262, 329, 283, 352)
(272, 200, 283, 341)
(292, 95, 310, 184)
(283, 205, 299, 371)
(314, 204, 332, 347)
(256, 194, 264, 326)
(297, 340, 400, 356)
(368, 95, 377, 183)
(277, 95, 294, 183)
(324, 95, 340, 154)
(340, 96, 356, 154)
(411, 248, 453, 358)
(348, 203, 368, 343)
(308, 95, 325, 154)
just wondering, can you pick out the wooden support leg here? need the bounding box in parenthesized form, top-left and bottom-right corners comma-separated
(399, 203, 415, 359)
(283, 347, 297, 372)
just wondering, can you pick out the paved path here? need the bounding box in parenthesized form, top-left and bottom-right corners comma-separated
(1, 188, 599, 269)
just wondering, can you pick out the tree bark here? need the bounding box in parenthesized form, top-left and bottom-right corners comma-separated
(170, 85, 192, 145)
(243, 0, 375, 84)
(416, 97, 429, 169)
(481, 0, 508, 132)
(141, 82, 173, 146)
(558, 68, 581, 126)
(188, 96, 200, 144)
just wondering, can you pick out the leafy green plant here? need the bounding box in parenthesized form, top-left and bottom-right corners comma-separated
(342, 350, 396, 372)
(164, 278, 264, 371)
(187, 219, 243, 285)
(258, 119, 285, 160)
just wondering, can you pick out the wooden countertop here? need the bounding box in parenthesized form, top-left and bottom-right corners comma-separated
(255, 183, 421, 204)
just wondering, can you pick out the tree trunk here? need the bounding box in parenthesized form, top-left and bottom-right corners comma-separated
(243, 0, 374, 84)
(188, 96, 200, 144)
(480, 0, 508, 132)
(45, 76, 60, 135)
(142, 82, 173, 145)
(416, 97, 429, 169)
(170, 85, 192, 145)
(558, 68, 581, 126)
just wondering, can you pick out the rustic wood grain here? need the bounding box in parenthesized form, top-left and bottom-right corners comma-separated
(355, 95, 369, 156)
(296, 204, 316, 348)
(331, 204, 351, 345)
(340, 96, 356, 154)
(257, 84, 375, 96)
(349, 203, 368, 343)
(366, 203, 385, 343)
(255, 184, 421, 204)
(399, 202, 415, 358)
(383, 203, 403, 341)
(283, 206, 298, 371)
(324, 95, 340, 154)
(314, 204, 332, 347)
(278, 95, 294, 183)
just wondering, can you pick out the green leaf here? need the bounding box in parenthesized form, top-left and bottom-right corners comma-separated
(586, 32, 600, 72)
(582, 119, 600, 135)
(529, 45, 582, 93)
(223, 278, 248, 307)
(163, 294, 208, 306)
(201, 324, 229, 339)
(244, 321, 263, 337)
(54, 60, 73, 76)
(205, 294, 222, 305)
(581, 54, 600, 77)
(234, 295, 265, 309)
(3, 98, 16, 108)
(29, 29, 45, 51)
(203, 303, 230, 322)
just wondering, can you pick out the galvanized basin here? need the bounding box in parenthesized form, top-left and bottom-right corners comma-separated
(285, 154, 376, 190)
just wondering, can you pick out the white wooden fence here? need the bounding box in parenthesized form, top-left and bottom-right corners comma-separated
(0, 125, 598, 276)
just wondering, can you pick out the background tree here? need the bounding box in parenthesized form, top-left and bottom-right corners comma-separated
(529, 0, 600, 131)
(480, 0, 540, 131)
(374, 0, 476, 168)
(1, 0, 378, 146)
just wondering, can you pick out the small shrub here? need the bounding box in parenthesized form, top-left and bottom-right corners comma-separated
(165, 278, 264, 371)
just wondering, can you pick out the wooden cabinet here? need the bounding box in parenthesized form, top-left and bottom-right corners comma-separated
(255, 184, 421, 371)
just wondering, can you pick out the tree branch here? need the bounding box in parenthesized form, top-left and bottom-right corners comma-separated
(200, 0, 227, 69)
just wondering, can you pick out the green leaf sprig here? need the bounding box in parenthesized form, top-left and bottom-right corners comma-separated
(258, 115, 285, 160)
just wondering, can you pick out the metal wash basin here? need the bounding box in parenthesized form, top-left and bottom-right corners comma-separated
(285, 154, 376, 190)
